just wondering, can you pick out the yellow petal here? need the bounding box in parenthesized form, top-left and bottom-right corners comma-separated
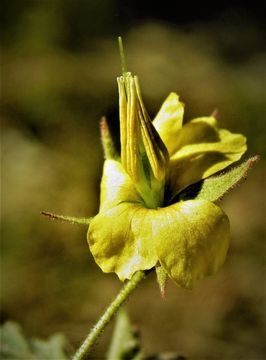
(153, 93, 184, 155)
(99, 159, 143, 211)
(155, 200, 230, 289)
(87, 203, 157, 281)
(169, 117, 247, 194)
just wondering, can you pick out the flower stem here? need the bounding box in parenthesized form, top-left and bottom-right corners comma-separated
(72, 270, 146, 360)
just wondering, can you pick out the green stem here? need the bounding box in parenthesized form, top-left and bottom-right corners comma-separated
(72, 270, 146, 360)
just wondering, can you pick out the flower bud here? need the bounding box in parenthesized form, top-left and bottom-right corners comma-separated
(117, 72, 169, 208)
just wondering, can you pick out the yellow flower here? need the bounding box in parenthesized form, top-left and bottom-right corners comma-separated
(87, 71, 247, 289)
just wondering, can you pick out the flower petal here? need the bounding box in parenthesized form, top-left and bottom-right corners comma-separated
(153, 93, 184, 155)
(155, 200, 230, 289)
(169, 117, 247, 195)
(99, 159, 143, 211)
(87, 203, 158, 281)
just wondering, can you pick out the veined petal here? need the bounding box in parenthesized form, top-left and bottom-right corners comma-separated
(155, 200, 230, 289)
(153, 92, 184, 155)
(87, 203, 158, 281)
(99, 159, 143, 211)
(169, 116, 247, 195)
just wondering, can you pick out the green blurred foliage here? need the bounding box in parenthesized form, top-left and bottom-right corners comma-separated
(1, 1, 265, 359)
(0, 321, 72, 359)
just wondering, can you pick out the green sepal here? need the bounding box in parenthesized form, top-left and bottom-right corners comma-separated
(41, 211, 92, 225)
(100, 116, 119, 160)
(155, 265, 168, 298)
(176, 156, 259, 202)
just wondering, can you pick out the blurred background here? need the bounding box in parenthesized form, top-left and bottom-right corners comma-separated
(1, 1, 265, 359)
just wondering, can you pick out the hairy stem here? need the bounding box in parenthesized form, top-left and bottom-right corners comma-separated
(72, 270, 146, 360)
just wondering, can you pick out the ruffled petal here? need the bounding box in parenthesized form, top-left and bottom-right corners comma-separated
(155, 200, 230, 289)
(99, 159, 143, 211)
(87, 203, 158, 281)
(168, 117, 247, 195)
(153, 93, 184, 155)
